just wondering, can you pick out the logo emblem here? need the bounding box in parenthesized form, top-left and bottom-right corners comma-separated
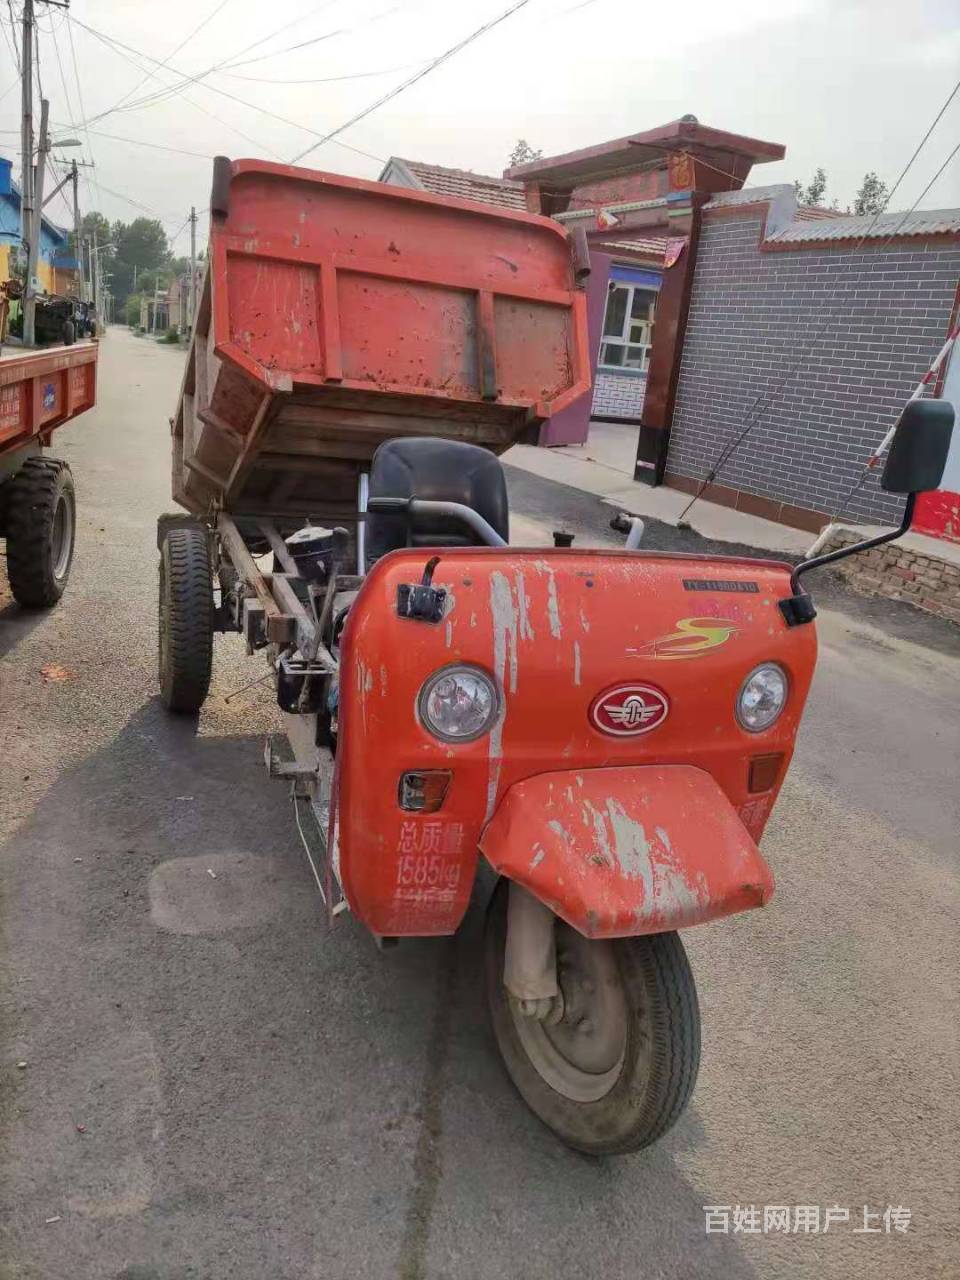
(590, 684, 669, 737)
(632, 616, 738, 660)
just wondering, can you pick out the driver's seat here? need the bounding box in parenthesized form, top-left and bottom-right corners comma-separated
(366, 438, 509, 562)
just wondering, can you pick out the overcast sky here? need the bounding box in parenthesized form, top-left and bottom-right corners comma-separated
(0, 0, 956, 258)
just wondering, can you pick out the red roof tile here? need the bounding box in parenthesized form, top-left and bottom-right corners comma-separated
(394, 158, 526, 211)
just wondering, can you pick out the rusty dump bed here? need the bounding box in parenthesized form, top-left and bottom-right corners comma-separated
(0, 342, 97, 460)
(172, 158, 590, 520)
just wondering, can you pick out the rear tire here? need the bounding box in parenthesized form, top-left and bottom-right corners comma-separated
(484, 878, 700, 1155)
(5, 457, 76, 608)
(62, 319, 76, 345)
(158, 526, 213, 713)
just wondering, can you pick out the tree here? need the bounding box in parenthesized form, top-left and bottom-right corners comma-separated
(114, 218, 170, 271)
(509, 139, 543, 167)
(853, 171, 889, 216)
(793, 168, 828, 207)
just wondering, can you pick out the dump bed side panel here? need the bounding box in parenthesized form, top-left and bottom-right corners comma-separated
(172, 161, 590, 518)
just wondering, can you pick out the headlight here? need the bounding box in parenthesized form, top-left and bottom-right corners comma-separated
(737, 663, 788, 732)
(417, 665, 500, 743)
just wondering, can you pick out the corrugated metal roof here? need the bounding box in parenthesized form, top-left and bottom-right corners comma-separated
(397, 159, 526, 211)
(705, 185, 960, 242)
(768, 207, 960, 244)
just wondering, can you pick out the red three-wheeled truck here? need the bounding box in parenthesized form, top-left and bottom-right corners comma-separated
(156, 159, 953, 1154)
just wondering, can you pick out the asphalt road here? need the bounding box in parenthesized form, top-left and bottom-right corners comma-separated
(1, 328, 958, 1280)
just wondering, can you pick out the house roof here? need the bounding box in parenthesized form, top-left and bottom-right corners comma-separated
(706, 185, 960, 242)
(597, 236, 667, 261)
(0, 175, 69, 244)
(503, 117, 784, 186)
(382, 158, 526, 211)
(768, 207, 960, 244)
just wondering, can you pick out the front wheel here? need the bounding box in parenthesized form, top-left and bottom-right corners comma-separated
(484, 878, 700, 1155)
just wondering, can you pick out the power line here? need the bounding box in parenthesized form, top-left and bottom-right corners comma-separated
(222, 59, 425, 86)
(674, 73, 960, 525)
(289, 0, 534, 165)
(68, 15, 386, 164)
(69, 2, 347, 126)
(93, 0, 234, 128)
(65, 9, 103, 210)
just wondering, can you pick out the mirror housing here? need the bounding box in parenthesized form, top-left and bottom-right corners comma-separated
(881, 398, 954, 494)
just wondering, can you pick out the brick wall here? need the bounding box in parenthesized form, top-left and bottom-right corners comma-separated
(667, 207, 960, 525)
(592, 369, 646, 419)
(818, 529, 960, 625)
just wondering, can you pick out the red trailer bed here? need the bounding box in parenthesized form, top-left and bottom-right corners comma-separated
(0, 339, 98, 608)
(173, 158, 591, 520)
(0, 341, 97, 463)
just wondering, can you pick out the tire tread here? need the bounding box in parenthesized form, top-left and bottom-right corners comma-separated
(159, 526, 213, 713)
(5, 457, 74, 608)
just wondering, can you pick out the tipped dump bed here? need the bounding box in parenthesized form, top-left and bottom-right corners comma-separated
(172, 159, 591, 519)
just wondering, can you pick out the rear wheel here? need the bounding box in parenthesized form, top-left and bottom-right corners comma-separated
(484, 878, 700, 1155)
(158, 525, 213, 713)
(4, 457, 76, 608)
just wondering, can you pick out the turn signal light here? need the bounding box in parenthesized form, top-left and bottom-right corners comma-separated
(748, 753, 785, 793)
(398, 770, 452, 813)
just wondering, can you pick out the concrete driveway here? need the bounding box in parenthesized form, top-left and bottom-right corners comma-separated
(1, 328, 958, 1280)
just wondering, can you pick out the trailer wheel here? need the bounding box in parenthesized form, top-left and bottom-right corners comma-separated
(484, 878, 700, 1155)
(5, 457, 76, 608)
(158, 526, 213, 713)
(62, 319, 76, 346)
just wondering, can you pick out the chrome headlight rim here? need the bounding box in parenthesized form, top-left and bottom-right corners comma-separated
(416, 663, 502, 744)
(736, 662, 789, 733)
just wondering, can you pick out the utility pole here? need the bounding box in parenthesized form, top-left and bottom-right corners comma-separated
(20, 0, 38, 345)
(70, 161, 82, 300)
(188, 205, 197, 337)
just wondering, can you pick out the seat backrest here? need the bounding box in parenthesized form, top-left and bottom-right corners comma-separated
(366, 438, 509, 562)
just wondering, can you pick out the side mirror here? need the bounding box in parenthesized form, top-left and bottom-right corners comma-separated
(881, 398, 954, 494)
(779, 396, 955, 628)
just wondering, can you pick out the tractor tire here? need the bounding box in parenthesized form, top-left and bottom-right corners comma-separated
(158, 525, 213, 713)
(5, 457, 76, 608)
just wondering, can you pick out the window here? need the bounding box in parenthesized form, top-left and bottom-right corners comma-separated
(599, 283, 658, 372)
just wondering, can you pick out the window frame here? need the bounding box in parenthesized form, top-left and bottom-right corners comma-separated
(598, 281, 659, 374)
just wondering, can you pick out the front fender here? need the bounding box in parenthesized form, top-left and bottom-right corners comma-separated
(479, 765, 774, 939)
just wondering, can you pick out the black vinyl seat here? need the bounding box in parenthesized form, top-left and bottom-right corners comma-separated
(366, 438, 509, 562)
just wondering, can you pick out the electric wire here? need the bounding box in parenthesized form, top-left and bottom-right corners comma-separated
(68, 15, 386, 164)
(94, 0, 233, 124)
(289, 0, 534, 164)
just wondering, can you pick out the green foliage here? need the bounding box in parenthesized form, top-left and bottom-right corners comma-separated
(125, 293, 142, 327)
(159, 327, 181, 344)
(793, 168, 829, 207)
(509, 138, 543, 167)
(853, 171, 889, 216)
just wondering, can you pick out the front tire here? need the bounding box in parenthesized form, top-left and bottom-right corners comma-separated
(4, 457, 76, 608)
(158, 526, 213, 713)
(484, 878, 700, 1155)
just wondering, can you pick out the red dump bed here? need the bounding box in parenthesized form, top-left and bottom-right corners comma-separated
(0, 342, 97, 463)
(173, 159, 590, 519)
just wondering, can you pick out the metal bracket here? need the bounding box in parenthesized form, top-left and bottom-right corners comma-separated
(397, 581, 447, 623)
(264, 736, 318, 781)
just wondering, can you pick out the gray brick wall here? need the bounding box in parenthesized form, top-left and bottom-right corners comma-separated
(668, 212, 960, 524)
(592, 369, 646, 419)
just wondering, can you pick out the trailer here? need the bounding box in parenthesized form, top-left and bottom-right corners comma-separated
(0, 339, 98, 607)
